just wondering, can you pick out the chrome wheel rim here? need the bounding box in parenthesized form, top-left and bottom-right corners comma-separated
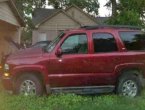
(20, 80, 36, 96)
(122, 80, 137, 97)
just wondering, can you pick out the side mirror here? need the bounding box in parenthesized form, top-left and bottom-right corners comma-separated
(55, 48, 63, 57)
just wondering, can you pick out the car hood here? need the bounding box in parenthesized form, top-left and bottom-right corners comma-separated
(7, 48, 43, 60)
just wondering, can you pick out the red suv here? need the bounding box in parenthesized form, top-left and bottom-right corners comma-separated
(2, 25, 145, 97)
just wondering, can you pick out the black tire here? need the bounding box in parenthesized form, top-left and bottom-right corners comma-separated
(117, 72, 142, 97)
(15, 74, 44, 96)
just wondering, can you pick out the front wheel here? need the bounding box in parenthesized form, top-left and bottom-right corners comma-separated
(15, 74, 44, 96)
(117, 74, 142, 97)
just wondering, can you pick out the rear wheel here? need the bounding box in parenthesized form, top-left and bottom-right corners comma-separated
(15, 74, 44, 96)
(117, 72, 142, 97)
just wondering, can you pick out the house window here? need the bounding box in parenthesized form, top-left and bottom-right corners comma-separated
(39, 33, 47, 41)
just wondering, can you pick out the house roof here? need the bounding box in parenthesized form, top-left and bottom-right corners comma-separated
(33, 9, 81, 27)
(32, 5, 109, 27)
(0, 0, 25, 27)
(32, 8, 60, 26)
(65, 5, 98, 24)
(95, 17, 109, 25)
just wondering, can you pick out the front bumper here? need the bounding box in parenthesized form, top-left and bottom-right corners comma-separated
(2, 77, 14, 91)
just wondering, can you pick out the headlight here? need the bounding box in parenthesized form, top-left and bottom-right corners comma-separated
(4, 64, 9, 70)
(0, 64, 2, 69)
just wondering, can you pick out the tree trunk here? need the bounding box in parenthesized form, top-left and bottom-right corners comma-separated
(111, 0, 117, 17)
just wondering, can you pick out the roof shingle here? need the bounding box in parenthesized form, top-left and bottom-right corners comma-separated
(32, 6, 109, 26)
(32, 8, 60, 26)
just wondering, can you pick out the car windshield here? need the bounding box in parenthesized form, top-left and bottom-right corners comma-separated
(46, 32, 65, 52)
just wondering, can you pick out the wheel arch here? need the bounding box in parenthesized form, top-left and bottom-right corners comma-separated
(118, 68, 143, 77)
(115, 67, 145, 91)
(115, 63, 145, 78)
(13, 70, 44, 84)
(12, 65, 48, 85)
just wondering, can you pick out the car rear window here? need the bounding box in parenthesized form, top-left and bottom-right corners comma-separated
(119, 31, 145, 51)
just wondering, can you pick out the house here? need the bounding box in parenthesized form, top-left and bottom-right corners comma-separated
(0, 0, 25, 61)
(32, 5, 108, 44)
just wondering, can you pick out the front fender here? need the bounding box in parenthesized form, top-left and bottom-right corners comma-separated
(11, 65, 48, 83)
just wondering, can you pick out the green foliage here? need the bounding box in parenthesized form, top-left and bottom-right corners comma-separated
(107, 10, 142, 26)
(0, 93, 145, 110)
(1, 82, 145, 110)
(15, 0, 46, 43)
(119, 0, 145, 17)
(14, 0, 99, 43)
(48, 0, 99, 16)
(107, 0, 145, 26)
(15, 0, 46, 17)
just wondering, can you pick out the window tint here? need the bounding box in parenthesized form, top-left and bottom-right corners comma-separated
(93, 33, 118, 53)
(61, 34, 88, 54)
(119, 31, 145, 51)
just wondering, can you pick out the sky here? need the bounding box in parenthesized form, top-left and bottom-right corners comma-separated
(46, 0, 111, 17)
(98, 0, 111, 17)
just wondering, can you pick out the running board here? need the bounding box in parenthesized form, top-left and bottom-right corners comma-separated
(46, 85, 115, 94)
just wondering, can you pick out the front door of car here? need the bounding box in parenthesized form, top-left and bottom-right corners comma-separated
(48, 33, 92, 87)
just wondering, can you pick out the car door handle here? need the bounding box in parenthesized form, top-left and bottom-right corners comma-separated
(82, 60, 88, 64)
(58, 58, 63, 62)
(115, 57, 121, 61)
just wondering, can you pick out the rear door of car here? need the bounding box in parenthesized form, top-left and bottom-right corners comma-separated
(87, 30, 122, 85)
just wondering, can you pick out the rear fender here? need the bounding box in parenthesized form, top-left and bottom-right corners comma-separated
(114, 63, 145, 77)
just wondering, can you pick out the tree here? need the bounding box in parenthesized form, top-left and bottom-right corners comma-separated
(14, 0, 46, 43)
(105, 0, 117, 17)
(106, 0, 145, 26)
(48, 0, 99, 16)
(14, 0, 99, 44)
(119, 0, 145, 18)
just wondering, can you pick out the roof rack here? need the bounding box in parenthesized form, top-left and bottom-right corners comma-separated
(81, 25, 141, 30)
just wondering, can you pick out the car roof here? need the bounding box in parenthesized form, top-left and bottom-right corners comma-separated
(65, 25, 142, 34)
(80, 25, 141, 30)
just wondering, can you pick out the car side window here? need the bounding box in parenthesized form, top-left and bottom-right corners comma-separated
(61, 34, 88, 54)
(93, 33, 118, 53)
(119, 31, 145, 51)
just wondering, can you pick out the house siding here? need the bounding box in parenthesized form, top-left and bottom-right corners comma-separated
(0, 36, 17, 54)
(33, 30, 59, 43)
(39, 12, 80, 30)
(66, 7, 97, 26)
(32, 6, 99, 44)
(0, 1, 24, 62)
(0, 30, 20, 61)
(33, 12, 81, 43)
(0, 1, 20, 26)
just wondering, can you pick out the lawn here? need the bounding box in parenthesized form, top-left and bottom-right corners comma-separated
(0, 84, 145, 110)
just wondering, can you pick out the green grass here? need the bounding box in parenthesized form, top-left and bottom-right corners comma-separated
(0, 85, 145, 110)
